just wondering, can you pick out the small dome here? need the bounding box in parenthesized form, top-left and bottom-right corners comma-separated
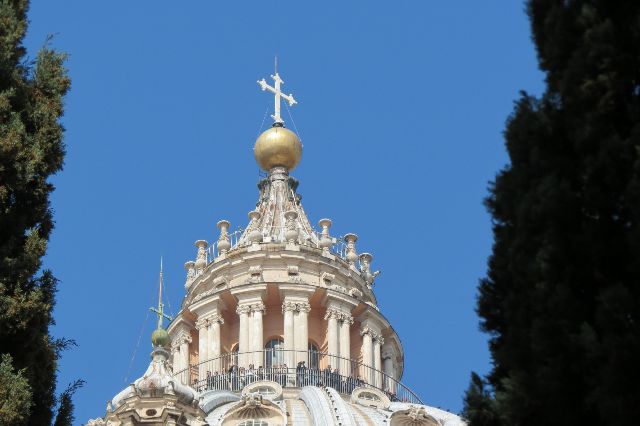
(151, 327, 170, 347)
(254, 126, 302, 171)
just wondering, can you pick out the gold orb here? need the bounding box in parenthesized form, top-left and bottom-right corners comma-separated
(254, 126, 302, 171)
(151, 327, 170, 348)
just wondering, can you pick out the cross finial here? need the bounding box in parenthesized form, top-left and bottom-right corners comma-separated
(257, 60, 297, 125)
(150, 257, 173, 328)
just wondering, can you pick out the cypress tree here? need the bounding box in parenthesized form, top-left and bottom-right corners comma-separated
(0, 354, 32, 424)
(52, 380, 84, 426)
(0, 1, 73, 425)
(464, 1, 640, 425)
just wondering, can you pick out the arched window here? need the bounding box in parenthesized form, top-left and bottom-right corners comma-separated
(264, 338, 284, 368)
(230, 343, 239, 368)
(308, 342, 320, 370)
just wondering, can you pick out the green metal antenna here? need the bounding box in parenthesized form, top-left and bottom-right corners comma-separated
(150, 257, 173, 328)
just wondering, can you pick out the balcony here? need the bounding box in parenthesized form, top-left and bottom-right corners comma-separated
(172, 349, 423, 404)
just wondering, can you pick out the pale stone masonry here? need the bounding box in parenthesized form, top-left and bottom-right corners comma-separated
(86, 68, 465, 426)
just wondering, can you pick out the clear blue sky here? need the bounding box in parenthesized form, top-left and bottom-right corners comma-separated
(24, 1, 543, 424)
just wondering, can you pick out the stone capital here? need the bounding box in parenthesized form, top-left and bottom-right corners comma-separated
(297, 301, 311, 314)
(281, 300, 310, 314)
(360, 326, 381, 341)
(323, 308, 340, 321)
(196, 312, 224, 330)
(208, 313, 225, 325)
(282, 301, 297, 313)
(236, 304, 252, 315)
(341, 313, 355, 325)
(195, 319, 208, 330)
(324, 307, 353, 324)
(172, 330, 192, 348)
(250, 302, 266, 314)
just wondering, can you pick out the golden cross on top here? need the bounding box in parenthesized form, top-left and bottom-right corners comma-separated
(257, 61, 297, 125)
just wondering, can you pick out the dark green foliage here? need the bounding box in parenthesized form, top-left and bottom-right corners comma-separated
(0, 1, 74, 425)
(53, 380, 84, 426)
(0, 354, 32, 424)
(461, 373, 499, 426)
(464, 1, 640, 425)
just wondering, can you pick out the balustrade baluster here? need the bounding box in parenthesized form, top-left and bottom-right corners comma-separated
(172, 348, 422, 404)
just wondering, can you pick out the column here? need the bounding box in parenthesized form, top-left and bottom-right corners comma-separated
(172, 330, 191, 384)
(382, 348, 395, 394)
(294, 301, 310, 364)
(170, 344, 180, 374)
(360, 327, 373, 385)
(251, 303, 265, 367)
(325, 309, 339, 370)
(179, 336, 190, 374)
(210, 315, 223, 373)
(339, 315, 352, 376)
(282, 301, 295, 381)
(373, 336, 383, 388)
(197, 319, 209, 383)
(237, 305, 250, 367)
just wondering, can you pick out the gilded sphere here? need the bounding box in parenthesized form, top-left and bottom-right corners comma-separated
(151, 327, 170, 348)
(254, 126, 302, 171)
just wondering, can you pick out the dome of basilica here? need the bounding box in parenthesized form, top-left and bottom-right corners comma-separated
(86, 69, 466, 426)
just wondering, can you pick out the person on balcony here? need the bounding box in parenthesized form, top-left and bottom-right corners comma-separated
(211, 371, 221, 390)
(332, 367, 340, 391)
(205, 371, 212, 391)
(296, 361, 306, 387)
(257, 365, 264, 381)
(237, 366, 246, 390)
(246, 364, 256, 384)
(228, 364, 239, 391)
(321, 365, 330, 387)
(345, 375, 356, 394)
(277, 364, 287, 386)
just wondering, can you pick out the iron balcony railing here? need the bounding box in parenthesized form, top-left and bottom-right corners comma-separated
(172, 349, 423, 404)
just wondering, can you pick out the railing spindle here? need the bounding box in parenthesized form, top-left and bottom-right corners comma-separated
(171, 348, 422, 404)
